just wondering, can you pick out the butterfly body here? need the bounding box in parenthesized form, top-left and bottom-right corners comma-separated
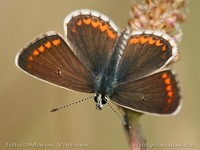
(95, 29, 128, 96)
(16, 9, 181, 115)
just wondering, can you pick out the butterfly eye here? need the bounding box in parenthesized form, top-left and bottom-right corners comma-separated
(94, 93, 99, 103)
(101, 95, 108, 105)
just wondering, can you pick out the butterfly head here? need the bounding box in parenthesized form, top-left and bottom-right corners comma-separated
(94, 93, 108, 110)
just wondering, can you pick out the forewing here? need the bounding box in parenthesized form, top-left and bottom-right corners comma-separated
(64, 9, 118, 77)
(116, 30, 177, 83)
(110, 70, 180, 114)
(16, 32, 94, 93)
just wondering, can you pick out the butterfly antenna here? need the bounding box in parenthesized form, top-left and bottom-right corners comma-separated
(107, 101, 126, 125)
(50, 95, 94, 112)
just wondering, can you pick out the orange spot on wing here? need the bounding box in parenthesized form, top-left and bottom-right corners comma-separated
(27, 64, 32, 69)
(28, 56, 34, 61)
(100, 22, 108, 32)
(165, 78, 171, 85)
(161, 53, 166, 59)
(155, 40, 163, 46)
(130, 37, 140, 44)
(148, 37, 156, 44)
(52, 39, 61, 46)
(83, 18, 91, 25)
(76, 19, 82, 26)
(140, 36, 149, 44)
(38, 46, 45, 52)
(167, 91, 173, 97)
(91, 19, 99, 28)
(162, 45, 167, 51)
(44, 41, 51, 48)
(167, 98, 173, 103)
(166, 85, 172, 91)
(70, 27, 76, 33)
(32, 49, 39, 56)
(107, 28, 117, 39)
(161, 73, 168, 79)
(163, 105, 170, 112)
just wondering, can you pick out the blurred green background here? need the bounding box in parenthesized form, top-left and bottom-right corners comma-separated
(0, 0, 199, 150)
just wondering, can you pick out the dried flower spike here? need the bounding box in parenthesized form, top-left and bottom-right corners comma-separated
(129, 0, 188, 43)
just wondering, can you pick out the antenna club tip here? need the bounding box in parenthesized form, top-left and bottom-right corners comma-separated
(50, 108, 58, 112)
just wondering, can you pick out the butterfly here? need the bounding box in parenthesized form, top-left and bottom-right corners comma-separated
(15, 9, 181, 115)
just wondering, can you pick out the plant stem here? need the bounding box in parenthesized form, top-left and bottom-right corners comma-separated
(123, 109, 146, 150)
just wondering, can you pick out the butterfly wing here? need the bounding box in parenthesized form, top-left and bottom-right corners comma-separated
(111, 70, 180, 114)
(116, 30, 177, 83)
(16, 32, 94, 93)
(64, 10, 119, 80)
(16, 10, 119, 93)
(110, 30, 180, 114)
